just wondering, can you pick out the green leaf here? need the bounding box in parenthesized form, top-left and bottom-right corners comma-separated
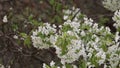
(117, 27, 120, 32)
(98, 17, 109, 26)
(45, 64, 50, 68)
(20, 33, 27, 38)
(24, 37, 31, 48)
(102, 44, 107, 52)
(54, 15, 62, 23)
(37, 32, 46, 39)
(65, 64, 72, 68)
(31, 20, 40, 26)
(79, 14, 85, 19)
(56, 32, 77, 55)
(20, 33, 31, 48)
(28, 15, 33, 21)
(56, 3, 62, 12)
(62, 25, 73, 32)
(12, 24, 18, 31)
(50, 0, 55, 5)
(78, 59, 87, 68)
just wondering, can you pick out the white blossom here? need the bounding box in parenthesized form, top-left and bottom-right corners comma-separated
(87, 53, 92, 58)
(50, 61, 55, 66)
(3, 15, 8, 23)
(64, 15, 68, 20)
(49, 35, 58, 44)
(115, 32, 120, 42)
(80, 30, 86, 36)
(13, 35, 18, 39)
(62, 65, 66, 68)
(88, 65, 95, 68)
(72, 65, 78, 68)
(57, 67, 60, 68)
(84, 18, 93, 26)
(43, 63, 46, 68)
(113, 10, 120, 29)
(0, 64, 5, 68)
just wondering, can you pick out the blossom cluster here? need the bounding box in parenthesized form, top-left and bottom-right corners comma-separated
(43, 61, 77, 68)
(113, 10, 120, 31)
(102, 0, 120, 11)
(31, 7, 120, 68)
(31, 23, 57, 49)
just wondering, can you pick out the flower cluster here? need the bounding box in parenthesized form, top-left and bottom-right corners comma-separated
(43, 61, 77, 68)
(31, 23, 57, 49)
(31, 7, 120, 68)
(113, 10, 120, 31)
(102, 0, 120, 11)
